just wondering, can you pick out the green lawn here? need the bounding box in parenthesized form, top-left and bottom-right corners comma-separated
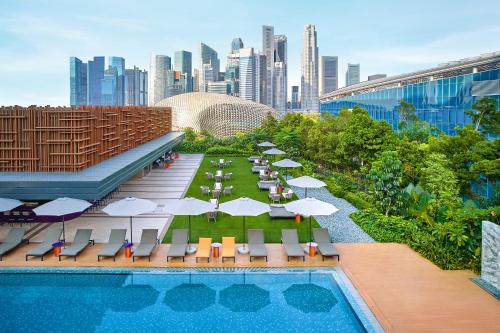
(163, 155, 320, 243)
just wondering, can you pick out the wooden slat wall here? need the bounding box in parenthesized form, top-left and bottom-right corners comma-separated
(0, 106, 172, 172)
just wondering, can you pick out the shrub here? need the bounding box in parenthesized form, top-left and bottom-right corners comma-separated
(205, 146, 251, 156)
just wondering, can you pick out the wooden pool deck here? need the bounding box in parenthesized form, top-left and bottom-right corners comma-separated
(1, 242, 498, 333)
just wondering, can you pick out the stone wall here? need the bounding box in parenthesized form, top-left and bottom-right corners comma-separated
(481, 220, 499, 290)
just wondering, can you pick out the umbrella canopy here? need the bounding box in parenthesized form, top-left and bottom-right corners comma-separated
(263, 148, 286, 155)
(163, 197, 216, 245)
(33, 197, 91, 241)
(164, 283, 216, 312)
(272, 159, 302, 168)
(286, 176, 326, 197)
(103, 197, 158, 244)
(218, 197, 270, 250)
(257, 141, 276, 148)
(284, 197, 338, 243)
(0, 198, 23, 212)
(283, 283, 338, 313)
(219, 284, 270, 312)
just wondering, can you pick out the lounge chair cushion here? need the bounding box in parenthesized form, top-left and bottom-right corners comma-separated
(133, 229, 158, 257)
(98, 229, 126, 257)
(282, 229, 305, 258)
(60, 229, 92, 257)
(26, 228, 63, 257)
(0, 228, 26, 256)
(269, 206, 295, 219)
(167, 244, 187, 257)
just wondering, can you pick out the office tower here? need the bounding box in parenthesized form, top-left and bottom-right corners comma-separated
(231, 38, 244, 52)
(125, 66, 148, 106)
(199, 43, 220, 91)
(239, 48, 258, 102)
(193, 69, 200, 92)
(207, 81, 229, 94)
(69, 57, 87, 107)
(258, 53, 267, 105)
(148, 54, 171, 105)
(225, 38, 244, 96)
(166, 70, 186, 97)
(101, 68, 118, 105)
(368, 74, 387, 81)
(346, 63, 360, 86)
(291, 86, 300, 109)
(273, 34, 287, 113)
(87, 56, 105, 105)
(174, 51, 192, 92)
(301, 24, 319, 113)
(262, 25, 274, 107)
(200, 64, 215, 92)
(108, 56, 125, 105)
(319, 56, 338, 95)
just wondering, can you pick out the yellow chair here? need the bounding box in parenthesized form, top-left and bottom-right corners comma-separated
(196, 237, 212, 263)
(221, 237, 236, 263)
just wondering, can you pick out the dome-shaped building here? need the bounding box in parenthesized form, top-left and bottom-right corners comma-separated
(155, 92, 278, 137)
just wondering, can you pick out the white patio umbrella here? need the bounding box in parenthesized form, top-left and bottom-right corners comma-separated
(272, 159, 302, 180)
(33, 197, 91, 242)
(103, 197, 158, 244)
(284, 197, 338, 244)
(218, 197, 271, 253)
(164, 197, 216, 252)
(0, 198, 23, 212)
(257, 141, 276, 148)
(286, 176, 326, 197)
(263, 148, 286, 162)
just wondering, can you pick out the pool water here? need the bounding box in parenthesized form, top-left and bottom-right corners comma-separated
(0, 269, 372, 332)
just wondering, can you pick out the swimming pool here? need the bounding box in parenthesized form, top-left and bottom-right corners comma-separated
(0, 268, 383, 333)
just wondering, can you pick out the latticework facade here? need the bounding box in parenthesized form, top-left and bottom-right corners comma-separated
(0, 105, 172, 172)
(155, 92, 278, 137)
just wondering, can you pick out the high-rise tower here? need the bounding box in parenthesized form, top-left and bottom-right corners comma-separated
(300, 24, 319, 113)
(346, 63, 360, 86)
(320, 56, 338, 95)
(148, 54, 171, 105)
(174, 51, 192, 92)
(262, 25, 274, 107)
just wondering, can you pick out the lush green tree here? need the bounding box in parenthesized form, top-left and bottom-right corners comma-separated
(401, 183, 435, 224)
(395, 139, 428, 187)
(273, 126, 301, 159)
(420, 153, 461, 209)
(260, 112, 279, 137)
(183, 127, 197, 142)
(465, 97, 500, 135)
(368, 151, 403, 216)
(397, 99, 419, 126)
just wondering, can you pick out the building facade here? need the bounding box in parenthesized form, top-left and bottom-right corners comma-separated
(70, 57, 87, 107)
(273, 34, 287, 113)
(199, 43, 220, 91)
(262, 25, 274, 107)
(174, 51, 192, 93)
(87, 56, 105, 105)
(346, 63, 360, 87)
(149, 54, 171, 106)
(291, 85, 300, 109)
(301, 24, 319, 113)
(239, 48, 259, 102)
(320, 53, 500, 135)
(108, 56, 125, 105)
(320, 56, 338, 95)
(207, 81, 229, 95)
(125, 67, 148, 106)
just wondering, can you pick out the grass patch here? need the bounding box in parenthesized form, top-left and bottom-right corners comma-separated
(163, 155, 320, 243)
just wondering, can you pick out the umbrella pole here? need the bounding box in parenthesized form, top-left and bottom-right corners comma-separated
(309, 216, 313, 243)
(305, 187, 308, 198)
(130, 216, 133, 244)
(243, 216, 246, 250)
(62, 216, 66, 244)
(188, 215, 192, 247)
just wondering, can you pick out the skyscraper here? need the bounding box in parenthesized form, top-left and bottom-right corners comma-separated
(239, 48, 258, 102)
(273, 34, 287, 113)
(231, 38, 244, 52)
(199, 43, 220, 91)
(101, 68, 118, 106)
(174, 51, 192, 92)
(192, 68, 200, 92)
(125, 66, 148, 106)
(148, 54, 171, 105)
(166, 70, 186, 97)
(69, 57, 87, 107)
(301, 24, 319, 113)
(320, 56, 338, 95)
(108, 56, 125, 105)
(225, 38, 244, 96)
(262, 25, 274, 107)
(87, 56, 104, 105)
(258, 53, 267, 105)
(346, 63, 360, 86)
(291, 86, 300, 109)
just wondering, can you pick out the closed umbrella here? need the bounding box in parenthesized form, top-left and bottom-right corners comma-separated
(272, 159, 302, 180)
(257, 141, 276, 148)
(103, 197, 157, 244)
(286, 175, 326, 197)
(218, 197, 270, 253)
(33, 197, 91, 242)
(284, 197, 338, 244)
(0, 198, 23, 212)
(163, 197, 216, 252)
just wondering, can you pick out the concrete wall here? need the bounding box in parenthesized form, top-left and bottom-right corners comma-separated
(481, 220, 499, 290)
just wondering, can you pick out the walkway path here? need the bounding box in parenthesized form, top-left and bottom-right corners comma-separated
(289, 185, 374, 243)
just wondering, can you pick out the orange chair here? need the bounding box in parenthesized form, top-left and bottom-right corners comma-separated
(196, 237, 212, 263)
(221, 237, 236, 263)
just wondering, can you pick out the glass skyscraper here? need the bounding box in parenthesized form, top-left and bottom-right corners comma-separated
(125, 67, 148, 106)
(69, 57, 87, 107)
(199, 43, 220, 86)
(108, 56, 125, 105)
(87, 56, 105, 105)
(320, 54, 500, 135)
(174, 51, 192, 93)
(320, 56, 338, 95)
(345, 63, 360, 87)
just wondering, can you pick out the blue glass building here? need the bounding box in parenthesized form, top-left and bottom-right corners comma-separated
(87, 56, 105, 105)
(320, 54, 500, 135)
(109, 56, 125, 105)
(69, 57, 87, 107)
(101, 69, 117, 106)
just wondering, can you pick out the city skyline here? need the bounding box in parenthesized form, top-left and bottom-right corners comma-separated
(1, 0, 499, 106)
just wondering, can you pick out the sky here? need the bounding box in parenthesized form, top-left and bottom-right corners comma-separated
(0, 0, 499, 106)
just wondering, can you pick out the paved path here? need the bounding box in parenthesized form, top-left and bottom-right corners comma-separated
(289, 185, 374, 243)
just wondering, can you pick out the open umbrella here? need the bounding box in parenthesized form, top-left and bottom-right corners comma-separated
(286, 175, 326, 197)
(283, 283, 337, 313)
(33, 197, 91, 242)
(272, 159, 302, 180)
(163, 197, 216, 252)
(257, 141, 276, 148)
(218, 197, 270, 253)
(0, 198, 23, 212)
(102, 197, 157, 244)
(284, 197, 338, 243)
(164, 282, 216, 312)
